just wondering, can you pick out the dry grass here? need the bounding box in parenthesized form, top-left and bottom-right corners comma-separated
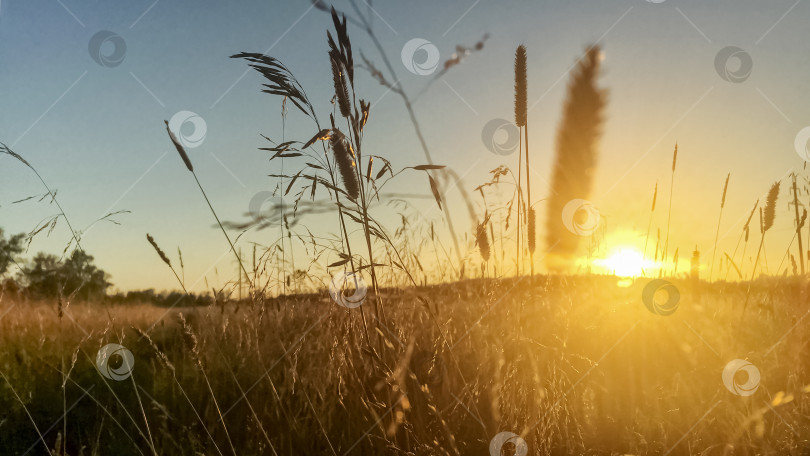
(5, 6, 810, 456)
(1, 277, 810, 454)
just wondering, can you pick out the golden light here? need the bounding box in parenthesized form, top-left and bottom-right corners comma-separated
(593, 247, 650, 277)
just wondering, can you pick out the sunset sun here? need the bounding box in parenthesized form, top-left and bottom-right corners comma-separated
(594, 247, 649, 277)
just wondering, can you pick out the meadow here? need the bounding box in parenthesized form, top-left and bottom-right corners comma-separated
(1, 277, 809, 454)
(3, 3, 810, 455)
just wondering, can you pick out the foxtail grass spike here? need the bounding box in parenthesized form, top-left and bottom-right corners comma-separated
(514, 45, 528, 127)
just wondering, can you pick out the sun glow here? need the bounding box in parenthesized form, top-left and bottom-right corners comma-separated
(593, 247, 652, 277)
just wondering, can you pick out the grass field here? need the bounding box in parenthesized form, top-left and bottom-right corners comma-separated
(4, 3, 810, 455)
(2, 276, 809, 455)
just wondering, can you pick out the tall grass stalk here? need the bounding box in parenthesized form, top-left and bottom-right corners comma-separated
(805, 186, 810, 272)
(743, 181, 780, 318)
(80, 348, 157, 454)
(0, 369, 49, 453)
(642, 181, 657, 272)
(129, 369, 158, 456)
(728, 199, 758, 280)
(231, 31, 373, 345)
(792, 174, 806, 275)
(515, 45, 533, 275)
(327, 18, 387, 325)
(280, 98, 288, 293)
(655, 228, 661, 264)
(0, 144, 85, 254)
(516, 135, 523, 276)
(135, 327, 227, 456)
(662, 143, 677, 274)
(179, 314, 238, 455)
(164, 121, 254, 299)
(331, 1, 485, 268)
(145, 233, 277, 454)
(476, 216, 491, 276)
(709, 173, 730, 281)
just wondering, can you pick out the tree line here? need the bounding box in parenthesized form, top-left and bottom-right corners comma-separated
(0, 227, 211, 305)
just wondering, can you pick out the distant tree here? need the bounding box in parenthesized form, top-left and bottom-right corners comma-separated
(106, 289, 213, 307)
(124, 289, 157, 303)
(0, 228, 24, 276)
(25, 250, 110, 300)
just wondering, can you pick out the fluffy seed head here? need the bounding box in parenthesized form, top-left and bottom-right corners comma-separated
(763, 181, 780, 232)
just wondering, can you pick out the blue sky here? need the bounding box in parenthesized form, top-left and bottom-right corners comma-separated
(2, 0, 810, 291)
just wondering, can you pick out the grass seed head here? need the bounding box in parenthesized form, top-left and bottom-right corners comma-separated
(331, 131, 360, 200)
(763, 181, 780, 232)
(165, 120, 194, 172)
(514, 45, 528, 127)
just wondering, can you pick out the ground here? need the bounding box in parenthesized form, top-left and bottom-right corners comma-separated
(1, 276, 809, 455)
